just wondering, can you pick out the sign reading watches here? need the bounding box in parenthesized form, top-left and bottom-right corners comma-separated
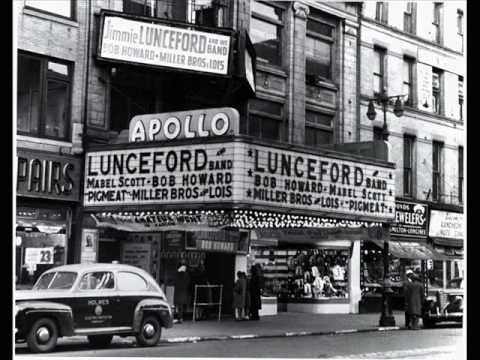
(129, 108, 240, 143)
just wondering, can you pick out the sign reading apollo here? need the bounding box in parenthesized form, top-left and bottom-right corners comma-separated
(84, 141, 395, 220)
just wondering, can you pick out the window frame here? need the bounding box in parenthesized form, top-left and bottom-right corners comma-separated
(403, 135, 415, 197)
(403, 57, 414, 106)
(403, 2, 415, 34)
(432, 68, 442, 115)
(432, 2, 442, 44)
(24, 0, 76, 20)
(375, 2, 388, 24)
(458, 146, 463, 204)
(458, 76, 464, 121)
(77, 271, 116, 291)
(17, 52, 73, 142)
(248, 97, 285, 142)
(373, 47, 386, 96)
(432, 141, 444, 202)
(250, 0, 284, 68)
(305, 16, 336, 82)
(304, 109, 335, 147)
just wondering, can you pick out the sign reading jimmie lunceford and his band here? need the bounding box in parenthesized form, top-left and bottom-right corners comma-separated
(84, 141, 395, 220)
(98, 13, 231, 75)
(391, 201, 429, 238)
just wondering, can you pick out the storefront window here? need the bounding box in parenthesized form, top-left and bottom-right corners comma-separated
(249, 247, 349, 300)
(427, 260, 444, 289)
(16, 207, 68, 289)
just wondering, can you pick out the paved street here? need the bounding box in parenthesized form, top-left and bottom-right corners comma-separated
(15, 325, 464, 359)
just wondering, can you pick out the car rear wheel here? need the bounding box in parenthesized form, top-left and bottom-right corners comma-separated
(87, 335, 113, 348)
(26, 318, 58, 353)
(136, 315, 161, 347)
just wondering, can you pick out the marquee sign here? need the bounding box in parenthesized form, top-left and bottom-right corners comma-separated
(98, 13, 231, 75)
(84, 140, 395, 220)
(129, 108, 239, 143)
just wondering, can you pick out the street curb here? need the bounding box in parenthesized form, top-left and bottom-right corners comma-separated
(163, 326, 402, 344)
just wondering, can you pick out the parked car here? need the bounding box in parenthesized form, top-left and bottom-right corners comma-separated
(15, 263, 173, 353)
(422, 277, 464, 328)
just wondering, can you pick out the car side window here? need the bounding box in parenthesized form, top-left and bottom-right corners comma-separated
(117, 271, 148, 291)
(78, 272, 115, 290)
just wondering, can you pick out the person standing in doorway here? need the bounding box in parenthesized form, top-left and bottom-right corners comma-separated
(233, 271, 247, 320)
(174, 262, 190, 323)
(404, 269, 425, 330)
(404, 269, 414, 329)
(249, 264, 262, 320)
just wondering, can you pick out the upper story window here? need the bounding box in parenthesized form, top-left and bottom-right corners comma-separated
(375, 2, 388, 24)
(403, 2, 415, 34)
(373, 47, 386, 96)
(432, 140, 443, 202)
(458, 146, 463, 204)
(433, 2, 442, 44)
(17, 53, 72, 141)
(306, 17, 335, 82)
(305, 110, 334, 147)
(457, 9, 464, 52)
(432, 68, 442, 115)
(250, 1, 283, 67)
(403, 57, 414, 106)
(248, 98, 284, 142)
(25, 0, 75, 19)
(458, 75, 464, 121)
(403, 135, 415, 197)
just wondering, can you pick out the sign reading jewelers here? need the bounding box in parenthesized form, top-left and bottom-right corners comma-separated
(391, 201, 428, 238)
(84, 141, 395, 220)
(99, 14, 231, 75)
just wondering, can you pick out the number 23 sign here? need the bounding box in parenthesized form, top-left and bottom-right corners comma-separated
(25, 247, 54, 265)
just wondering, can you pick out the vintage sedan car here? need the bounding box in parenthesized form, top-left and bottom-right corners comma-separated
(15, 263, 173, 353)
(422, 277, 464, 328)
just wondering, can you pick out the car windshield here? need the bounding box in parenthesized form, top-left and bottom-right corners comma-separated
(34, 271, 78, 290)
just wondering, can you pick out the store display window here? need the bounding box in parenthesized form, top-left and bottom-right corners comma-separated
(249, 246, 350, 301)
(16, 206, 69, 289)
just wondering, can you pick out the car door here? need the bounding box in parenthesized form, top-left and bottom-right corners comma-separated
(113, 271, 151, 328)
(72, 271, 117, 329)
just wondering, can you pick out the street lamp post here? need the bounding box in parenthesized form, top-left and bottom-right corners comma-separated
(366, 88, 405, 327)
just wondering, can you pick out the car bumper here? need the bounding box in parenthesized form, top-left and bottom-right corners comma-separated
(424, 312, 463, 322)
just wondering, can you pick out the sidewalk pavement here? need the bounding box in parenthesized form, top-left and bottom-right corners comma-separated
(56, 311, 406, 346)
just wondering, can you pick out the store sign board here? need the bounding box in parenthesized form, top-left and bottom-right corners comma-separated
(121, 242, 152, 272)
(99, 15, 231, 75)
(391, 201, 428, 238)
(129, 108, 239, 142)
(187, 231, 240, 253)
(24, 247, 54, 265)
(17, 149, 81, 202)
(84, 141, 395, 220)
(429, 210, 464, 240)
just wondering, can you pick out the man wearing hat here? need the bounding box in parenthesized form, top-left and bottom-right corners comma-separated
(404, 269, 425, 330)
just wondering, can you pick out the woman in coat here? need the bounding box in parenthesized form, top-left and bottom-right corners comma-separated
(174, 263, 190, 323)
(233, 271, 247, 320)
(249, 264, 262, 320)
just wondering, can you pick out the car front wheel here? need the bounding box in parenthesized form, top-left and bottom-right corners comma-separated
(88, 335, 113, 348)
(26, 318, 58, 353)
(136, 315, 161, 346)
(422, 317, 435, 329)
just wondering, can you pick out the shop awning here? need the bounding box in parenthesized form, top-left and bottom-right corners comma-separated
(371, 240, 447, 260)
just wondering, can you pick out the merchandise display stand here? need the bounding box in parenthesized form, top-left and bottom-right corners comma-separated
(192, 284, 223, 322)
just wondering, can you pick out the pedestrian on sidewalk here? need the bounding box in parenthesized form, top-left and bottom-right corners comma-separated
(244, 272, 251, 320)
(233, 271, 247, 320)
(404, 269, 425, 330)
(249, 264, 262, 320)
(174, 262, 190, 323)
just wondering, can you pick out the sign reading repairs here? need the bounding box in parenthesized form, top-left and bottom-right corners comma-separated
(100, 15, 231, 75)
(84, 141, 395, 220)
(129, 108, 239, 142)
(391, 201, 428, 238)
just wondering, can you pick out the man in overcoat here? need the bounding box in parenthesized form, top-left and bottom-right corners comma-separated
(404, 270, 425, 330)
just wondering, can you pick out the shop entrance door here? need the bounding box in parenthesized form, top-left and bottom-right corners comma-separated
(205, 253, 235, 315)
